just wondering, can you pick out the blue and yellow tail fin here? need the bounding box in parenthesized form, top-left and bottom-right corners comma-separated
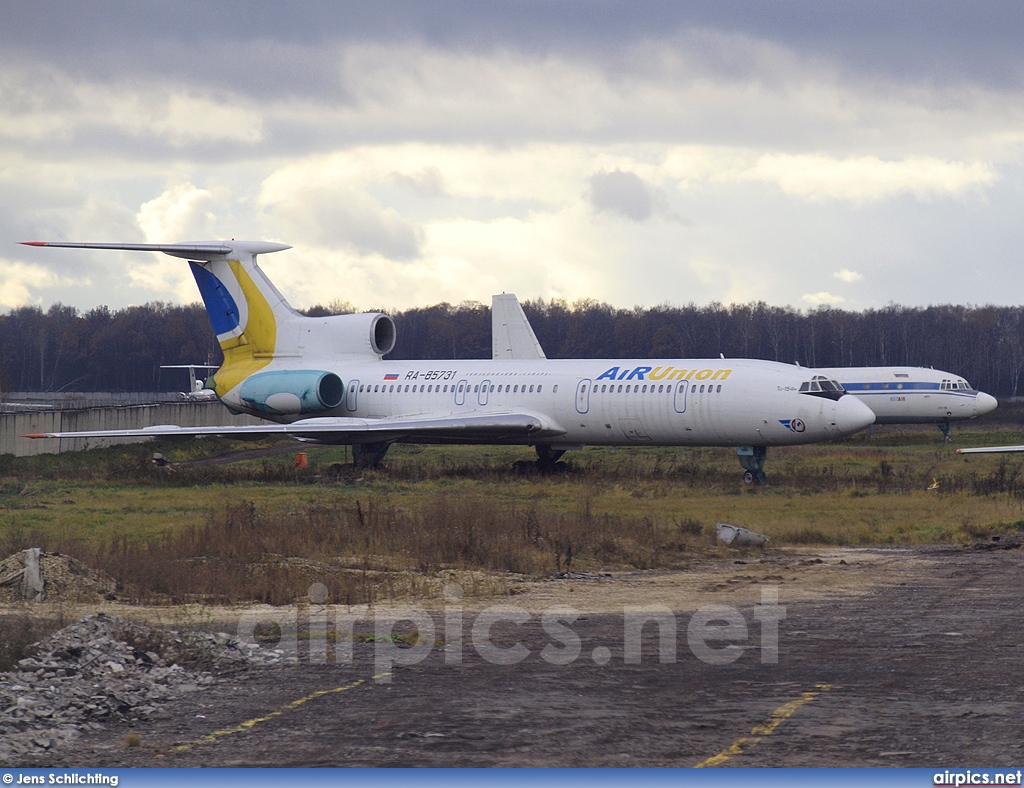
(21, 240, 396, 409)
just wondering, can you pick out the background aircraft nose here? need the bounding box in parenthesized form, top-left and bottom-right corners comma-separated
(975, 391, 998, 417)
(833, 394, 875, 436)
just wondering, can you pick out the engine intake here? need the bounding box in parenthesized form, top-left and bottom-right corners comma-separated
(240, 370, 344, 415)
(299, 312, 396, 357)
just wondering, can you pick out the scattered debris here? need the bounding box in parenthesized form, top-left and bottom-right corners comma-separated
(716, 523, 769, 547)
(971, 533, 1024, 551)
(0, 613, 278, 764)
(553, 572, 613, 582)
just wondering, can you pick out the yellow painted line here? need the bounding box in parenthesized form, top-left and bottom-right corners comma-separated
(172, 671, 391, 752)
(694, 683, 833, 768)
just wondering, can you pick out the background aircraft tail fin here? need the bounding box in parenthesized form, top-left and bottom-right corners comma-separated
(492, 293, 547, 360)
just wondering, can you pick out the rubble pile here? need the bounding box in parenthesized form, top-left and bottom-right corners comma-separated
(0, 550, 117, 603)
(0, 613, 276, 763)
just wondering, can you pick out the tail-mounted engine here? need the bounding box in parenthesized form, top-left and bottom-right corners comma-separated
(299, 312, 396, 358)
(239, 370, 345, 415)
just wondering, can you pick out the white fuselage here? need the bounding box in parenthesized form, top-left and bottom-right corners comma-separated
(222, 357, 875, 448)
(816, 367, 997, 425)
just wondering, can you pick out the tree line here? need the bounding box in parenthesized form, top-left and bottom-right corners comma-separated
(3, 299, 1023, 397)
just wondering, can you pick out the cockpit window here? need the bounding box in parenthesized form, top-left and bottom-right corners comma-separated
(799, 375, 846, 401)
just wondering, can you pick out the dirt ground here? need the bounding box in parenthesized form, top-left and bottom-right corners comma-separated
(18, 541, 1024, 767)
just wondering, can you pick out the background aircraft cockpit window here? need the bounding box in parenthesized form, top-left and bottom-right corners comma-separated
(800, 375, 846, 400)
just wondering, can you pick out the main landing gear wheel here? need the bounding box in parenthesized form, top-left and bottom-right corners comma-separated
(352, 441, 391, 469)
(535, 445, 567, 474)
(513, 446, 568, 475)
(737, 445, 768, 486)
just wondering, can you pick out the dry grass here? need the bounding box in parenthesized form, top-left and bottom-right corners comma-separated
(1, 408, 1023, 606)
(2, 495, 705, 606)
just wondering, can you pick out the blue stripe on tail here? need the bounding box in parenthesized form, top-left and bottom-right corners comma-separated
(189, 262, 240, 336)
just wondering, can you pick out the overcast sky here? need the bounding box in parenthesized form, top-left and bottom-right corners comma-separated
(3, 1, 1024, 314)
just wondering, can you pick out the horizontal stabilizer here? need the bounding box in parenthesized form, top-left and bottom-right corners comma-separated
(20, 241, 290, 261)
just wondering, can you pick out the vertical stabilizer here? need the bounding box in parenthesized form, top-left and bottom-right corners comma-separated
(20, 240, 295, 396)
(20, 240, 396, 410)
(492, 293, 547, 360)
(182, 242, 297, 395)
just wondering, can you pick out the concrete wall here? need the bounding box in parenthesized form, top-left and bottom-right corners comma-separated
(3, 402, 265, 456)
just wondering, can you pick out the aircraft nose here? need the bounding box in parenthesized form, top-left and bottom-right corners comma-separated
(975, 391, 998, 417)
(832, 394, 875, 436)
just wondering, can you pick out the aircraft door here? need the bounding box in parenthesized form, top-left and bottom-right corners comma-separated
(673, 380, 689, 413)
(346, 380, 359, 412)
(478, 379, 491, 406)
(576, 379, 591, 414)
(455, 379, 468, 406)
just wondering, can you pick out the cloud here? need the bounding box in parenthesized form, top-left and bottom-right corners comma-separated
(834, 268, 862, 283)
(0, 258, 79, 309)
(125, 184, 219, 298)
(802, 291, 846, 306)
(259, 164, 423, 260)
(589, 170, 655, 221)
(4, 4, 1024, 315)
(137, 184, 216, 242)
(738, 154, 996, 203)
(0, 62, 263, 148)
(389, 166, 445, 197)
(5, 3, 1024, 94)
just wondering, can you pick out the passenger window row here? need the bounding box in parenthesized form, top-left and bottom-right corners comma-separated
(591, 383, 723, 394)
(358, 382, 546, 394)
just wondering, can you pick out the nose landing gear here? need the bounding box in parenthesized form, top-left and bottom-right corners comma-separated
(737, 445, 768, 485)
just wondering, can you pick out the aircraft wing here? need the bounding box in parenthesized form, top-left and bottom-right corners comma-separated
(956, 446, 1024, 455)
(24, 411, 567, 445)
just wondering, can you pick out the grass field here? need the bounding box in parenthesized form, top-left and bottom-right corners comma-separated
(1, 404, 1023, 605)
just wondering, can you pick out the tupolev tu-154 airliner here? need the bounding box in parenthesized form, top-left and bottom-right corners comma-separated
(20, 240, 876, 483)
